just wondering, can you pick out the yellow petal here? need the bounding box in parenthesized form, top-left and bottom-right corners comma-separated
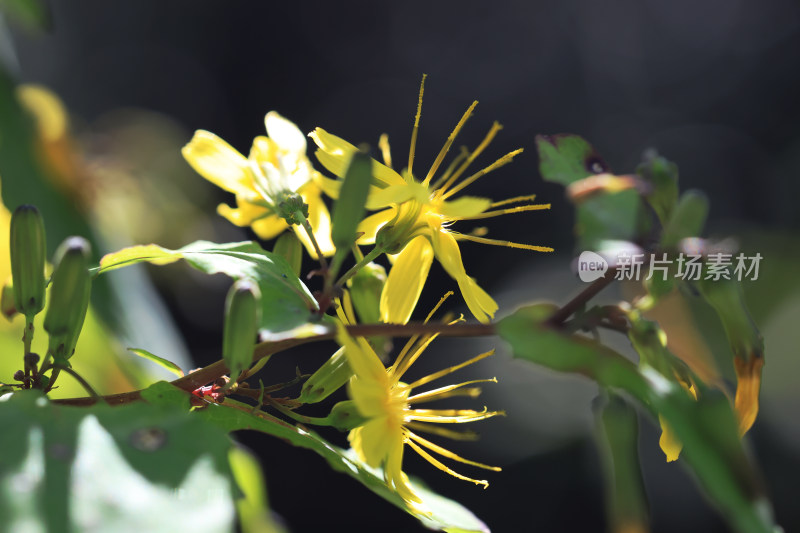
(734, 356, 764, 436)
(438, 196, 491, 219)
(349, 376, 390, 418)
(317, 174, 343, 199)
(357, 416, 402, 468)
(309, 127, 404, 186)
(265, 111, 307, 153)
(430, 228, 497, 323)
(380, 236, 434, 324)
(356, 208, 397, 244)
(182, 130, 253, 196)
(658, 414, 683, 462)
(293, 183, 335, 258)
(336, 324, 388, 385)
(385, 436, 422, 504)
(248, 135, 276, 166)
(252, 215, 288, 240)
(456, 276, 498, 324)
(366, 182, 429, 210)
(430, 226, 467, 279)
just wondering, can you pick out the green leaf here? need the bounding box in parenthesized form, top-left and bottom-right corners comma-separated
(98, 241, 318, 335)
(162, 393, 490, 532)
(535, 134, 609, 185)
(595, 393, 649, 533)
(660, 190, 709, 248)
(128, 347, 184, 377)
(0, 388, 236, 532)
(229, 445, 286, 533)
(636, 150, 679, 226)
(0, 0, 50, 30)
(536, 134, 646, 252)
(497, 305, 778, 533)
(331, 149, 372, 250)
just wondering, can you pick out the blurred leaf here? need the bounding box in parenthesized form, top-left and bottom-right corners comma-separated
(636, 150, 679, 226)
(229, 446, 286, 533)
(128, 347, 184, 377)
(696, 277, 764, 435)
(0, 0, 50, 30)
(536, 134, 646, 251)
(595, 393, 649, 533)
(0, 387, 236, 532)
(98, 241, 318, 335)
(497, 305, 778, 533)
(660, 190, 709, 249)
(145, 388, 490, 532)
(535, 134, 609, 185)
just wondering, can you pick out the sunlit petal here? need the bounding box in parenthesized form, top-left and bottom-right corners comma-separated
(265, 111, 307, 153)
(380, 236, 434, 324)
(182, 130, 252, 196)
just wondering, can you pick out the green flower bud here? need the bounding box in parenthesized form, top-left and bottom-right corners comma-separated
(660, 190, 708, 249)
(348, 262, 390, 355)
(10, 205, 46, 318)
(222, 279, 261, 387)
(331, 148, 372, 251)
(297, 346, 352, 404)
(272, 232, 303, 277)
(44, 237, 92, 359)
(327, 400, 368, 431)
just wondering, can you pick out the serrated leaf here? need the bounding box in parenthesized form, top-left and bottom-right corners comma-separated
(660, 190, 709, 249)
(143, 386, 489, 532)
(128, 347, 184, 377)
(0, 388, 236, 532)
(98, 241, 318, 335)
(636, 150, 679, 226)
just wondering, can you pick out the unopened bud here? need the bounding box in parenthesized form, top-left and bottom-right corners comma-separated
(44, 237, 92, 359)
(10, 205, 46, 318)
(222, 279, 261, 387)
(297, 346, 352, 404)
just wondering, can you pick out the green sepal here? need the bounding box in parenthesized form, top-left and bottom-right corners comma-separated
(297, 346, 352, 404)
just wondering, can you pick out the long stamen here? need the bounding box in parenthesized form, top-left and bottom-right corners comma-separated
(455, 233, 555, 252)
(408, 431, 501, 472)
(422, 101, 478, 186)
(407, 349, 495, 389)
(406, 439, 489, 487)
(406, 407, 504, 423)
(452, 203, 552, 221)
(490, 194, 538, 208)
(392, 333, 440, 383)
(407, 379, 496, 404)
(430, 147, 470, 190)
(379, 133, 393, 169)
(406, 421, 479, 441)
(436, 121, 503, 195)
(408, 74, 426, 179)
(424, 291, 454, 324)
(441, 148, 523, 199)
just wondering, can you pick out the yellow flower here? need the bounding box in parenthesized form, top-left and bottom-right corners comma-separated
(310, 76, 553, 323)
(182, 111, 334, 258)
(335, 297, 503, 508)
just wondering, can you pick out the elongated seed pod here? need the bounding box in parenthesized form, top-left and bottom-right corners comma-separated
(297, 346, 352, 404)
(44, 237, 92, 359)
(10, 205, 46, 318)
(222, 279, 261, 387)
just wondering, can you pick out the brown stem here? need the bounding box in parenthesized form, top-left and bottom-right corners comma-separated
(545, 269, 617, 327)
(52, 321, 497, 407)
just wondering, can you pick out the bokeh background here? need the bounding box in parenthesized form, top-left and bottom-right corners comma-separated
(2, 1, 800, 531)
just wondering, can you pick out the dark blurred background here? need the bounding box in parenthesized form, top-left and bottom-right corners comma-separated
(5, 1, 800, 531)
